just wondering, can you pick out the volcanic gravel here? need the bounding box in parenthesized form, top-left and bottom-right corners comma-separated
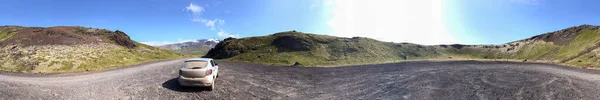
(1, 59, 600, 99)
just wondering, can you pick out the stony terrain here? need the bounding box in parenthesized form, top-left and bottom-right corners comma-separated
(1, 59, 600, 99)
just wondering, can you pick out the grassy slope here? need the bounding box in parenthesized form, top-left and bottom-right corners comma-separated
(507, 30, 600, 67)
(560, 30, 600, 68)
(0, 27, 184, 73)
(511, 41, 558, 60)
(0, 29, 17, 42)
(443, 29, 600, 68)
(210, 28, 600, 68)
(74, 42, 183, 72)
(556, 30, 600, 59)
(215, 32, 441, 66)
(0, 42, 184, 73)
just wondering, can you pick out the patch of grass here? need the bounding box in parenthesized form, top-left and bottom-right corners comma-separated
(565, 49, 600, 68)
(0, 29, 17, 42)
(75, 42, 183, 72)
(0, 42, 184, 73)
(436, 29, 600, 65)
(512, 41, 559, 60)
(16, 63, 26, 72)
(35, 57, 49, 63)
(556, 30, 600, 59)
(0, 65, 6, 71)
(48, 61, 59, 67)
(59, 61, 74, 70)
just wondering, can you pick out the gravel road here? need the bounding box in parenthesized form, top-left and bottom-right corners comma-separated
(1, 59, 600, 99)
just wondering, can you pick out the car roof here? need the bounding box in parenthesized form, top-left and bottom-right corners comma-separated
(184, 58, 213, 62)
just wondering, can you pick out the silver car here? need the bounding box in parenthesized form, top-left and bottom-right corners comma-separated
(178, 58, 219, 91)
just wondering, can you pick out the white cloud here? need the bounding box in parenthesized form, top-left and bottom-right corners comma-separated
(207, 38, 221, 43)
(205, 19, 225, 31)
(217, 29, 239, 38)
(186, 3, 205, 22)
(141, 39, 195, 46)
(186, 3, 208, 23)
(326, 0, 459, 45)
(184, 2, 231, 37)
(186, 3, 204, 14)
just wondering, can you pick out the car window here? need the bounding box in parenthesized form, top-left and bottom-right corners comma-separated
(184, 61, 208, 69)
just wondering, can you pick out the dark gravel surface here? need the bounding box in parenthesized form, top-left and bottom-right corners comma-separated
(1, 59, 600, 99)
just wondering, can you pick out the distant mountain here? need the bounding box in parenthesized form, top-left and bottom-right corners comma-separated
(0, 26, 183, 73)
(158, 39, 220, 56)
(204, 25, 600, 68)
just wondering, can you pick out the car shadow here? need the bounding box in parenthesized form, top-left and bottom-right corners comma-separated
(162, 78, 209, 92)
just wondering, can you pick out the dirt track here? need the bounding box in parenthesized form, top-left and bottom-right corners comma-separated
(1, 59, 600, 99)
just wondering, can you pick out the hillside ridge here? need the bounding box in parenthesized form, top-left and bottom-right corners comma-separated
(0, 26, 183, 73)
(0, 26, 136, 48)
(516, 24, 600, 45)
(204, 24, 600, 68)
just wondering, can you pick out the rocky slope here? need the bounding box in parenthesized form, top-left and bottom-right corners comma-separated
(204, 25, 600, 68)
(157, 39, 219, 56)
(0, 26, 183, 73)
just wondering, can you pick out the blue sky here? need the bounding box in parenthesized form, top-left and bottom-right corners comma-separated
(1, 0, 600, 45)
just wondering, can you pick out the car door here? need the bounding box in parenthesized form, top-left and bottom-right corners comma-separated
(211, 60, 219, 75)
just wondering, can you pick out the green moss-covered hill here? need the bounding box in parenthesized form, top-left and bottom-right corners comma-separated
(205, 31, 442, 66)
(445, 24, 600, 68)
(0, 26, 183, 73)
(204, 25, 600, 68)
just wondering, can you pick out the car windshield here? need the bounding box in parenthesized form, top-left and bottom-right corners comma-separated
(184, 61, 208, 69)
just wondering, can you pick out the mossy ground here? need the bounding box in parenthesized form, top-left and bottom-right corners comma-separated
(0, 29, 17, 42)
(0, 42, 184, 73)
(0, 26, 186, 73)
(216, 32, 442, 66)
